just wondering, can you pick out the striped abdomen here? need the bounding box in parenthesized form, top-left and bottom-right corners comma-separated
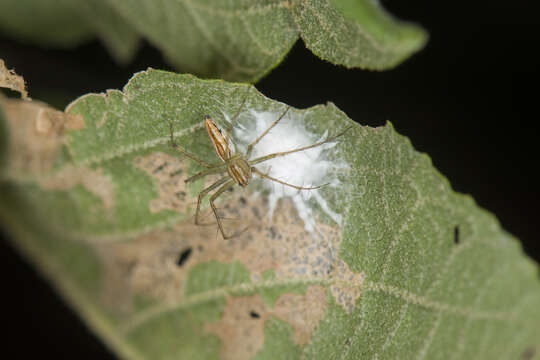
(204, 115, 231, 161)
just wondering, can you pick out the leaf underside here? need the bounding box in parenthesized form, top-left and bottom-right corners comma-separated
(0, 0, 427, 81)
(1, 69, 539, 359)
(0, 0, 139, 63)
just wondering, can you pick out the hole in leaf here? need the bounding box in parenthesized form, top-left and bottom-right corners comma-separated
(454, 225, 460, 245)
(177, 247, 193, 267)
(249, 311, 260, 319)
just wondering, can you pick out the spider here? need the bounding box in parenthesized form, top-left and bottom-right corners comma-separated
(168, 94, 351, 239)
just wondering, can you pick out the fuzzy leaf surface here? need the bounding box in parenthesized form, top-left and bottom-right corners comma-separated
(294, 0, 428, 69)
(0, 69, 539, 360)
(0, 0, 426, 81)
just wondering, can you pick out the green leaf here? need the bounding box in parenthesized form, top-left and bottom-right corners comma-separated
(0, 0, 139, 63)
(0, 0, 427, 81)
(106, 0, 427, 80)
(253, 318, 301, 360)
(0, 0, 93, 47)
(1, 69, 539, 359)
(69, 0, 140, 63)
(294, 0, 429, 69)
(105, 0, 299, 81)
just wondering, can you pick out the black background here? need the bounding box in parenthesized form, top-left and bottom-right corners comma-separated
(0, 1, 538, 358)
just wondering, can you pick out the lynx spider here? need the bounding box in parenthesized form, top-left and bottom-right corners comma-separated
(168, 90, 351, 239)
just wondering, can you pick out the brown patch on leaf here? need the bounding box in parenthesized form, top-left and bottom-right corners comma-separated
(0, 59, 29, 99)
(93, 158, 363, 341)
(97, 243, 136, 312)
(39, 165, 115, 210)
(95, 187, 362, 312)
(204, 295, 266, 360)
(330, 261, 366, 313)
(96, 194, 341, 302)
(1, 96, 111, 217)
(271, 285, 327, 345)
(204, 286, 327, 360)
(94, 221, 217, 307)
(1, 98, 85, 179)
(35, 106, 85, 134)
(133, 152, 196, 214)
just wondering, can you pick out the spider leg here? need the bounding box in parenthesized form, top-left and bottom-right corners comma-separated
(194, 208, 238, 226)
(194, 177, 231, 226)
(246, 106, 290, 159)
(168, 118, 216, 168)
(252, 167, 328, 190)
(250, 125, 353, 166)
(197, 205, 239, 224)
(185, 165, 227, 183)
(224, 87, 251, 146)
(209, 179, 251, 239)
(196, 213, 239, 225)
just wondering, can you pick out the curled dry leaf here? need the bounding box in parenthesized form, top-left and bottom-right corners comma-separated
(0, 59, 29, 99)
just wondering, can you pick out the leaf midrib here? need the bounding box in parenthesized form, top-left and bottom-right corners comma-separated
(122, 274, 518, 336)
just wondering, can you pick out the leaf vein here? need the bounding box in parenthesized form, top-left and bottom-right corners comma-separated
(415, 312, 442, 360)
(121, 276, 517, 335)
(450, 262, 509, 360)
(180, 0, 264, 75)
(79, 121, 205, 166)
(239, 15, 279, 57)
(379, 157, 423, 281)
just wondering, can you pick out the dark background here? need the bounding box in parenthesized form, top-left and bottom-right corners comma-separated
(0, 1, 538, 358)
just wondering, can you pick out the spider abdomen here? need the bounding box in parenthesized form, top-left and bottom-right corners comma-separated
(205, 115, 231, 161)
(227, 158, 252, 187)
